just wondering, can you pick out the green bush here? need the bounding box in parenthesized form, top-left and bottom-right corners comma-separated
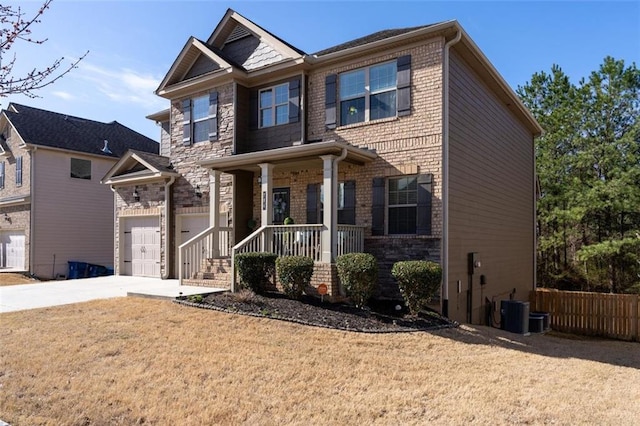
(276, 256, 314, 299)
(234, 252, 277, 293)
(336, 253, 378, 308)
(391, 260, 442, 314)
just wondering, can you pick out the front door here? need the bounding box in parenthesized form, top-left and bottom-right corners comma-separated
(272, 187, 290, 224)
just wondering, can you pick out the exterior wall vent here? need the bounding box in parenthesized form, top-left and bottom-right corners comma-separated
(224, 25, 252, 45)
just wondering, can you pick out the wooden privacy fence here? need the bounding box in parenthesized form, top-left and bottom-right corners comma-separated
(530, 289, 639, 342)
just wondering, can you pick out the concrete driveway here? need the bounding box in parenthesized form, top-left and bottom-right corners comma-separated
(0, 276, 224, 313)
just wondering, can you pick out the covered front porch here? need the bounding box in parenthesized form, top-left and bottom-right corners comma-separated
(179, 141, 377, 294)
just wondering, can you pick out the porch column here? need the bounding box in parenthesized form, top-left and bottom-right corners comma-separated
(320, 155, 337, 263)
(209, 169, 221, 258)
(258, 163, 274, 226)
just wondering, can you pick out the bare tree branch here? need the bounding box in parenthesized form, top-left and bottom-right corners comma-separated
(0, 0, 88, 98)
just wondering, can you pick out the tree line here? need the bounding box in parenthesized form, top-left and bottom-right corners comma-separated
(518, 57, 639, 294)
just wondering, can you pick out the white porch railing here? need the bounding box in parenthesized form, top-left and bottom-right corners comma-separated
(337, 224, 365, 256)
(178, 226, 233, 283)
(235, 224, 324, 261)
(230, 224, 365, 291)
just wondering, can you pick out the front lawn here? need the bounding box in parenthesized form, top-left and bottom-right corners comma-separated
(1, 298, 638, 425)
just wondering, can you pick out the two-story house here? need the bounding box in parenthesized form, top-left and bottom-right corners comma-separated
(0, 103, 159, 279)
(103, 9, 542, 324)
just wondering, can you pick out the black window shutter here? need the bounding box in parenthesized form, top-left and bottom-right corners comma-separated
(182, 99, 191, 145)
(416, 173, 433, 235)
(208, 92, 218, 141)
(288, 79, 300, 123)
(249, 90, 258, 129)
(338, 180, 356, 225)
(306, 183, 319, 224)
(371, 177, 385, 236)
(325, 74, 337, 129)
(397, 55, 412, 117)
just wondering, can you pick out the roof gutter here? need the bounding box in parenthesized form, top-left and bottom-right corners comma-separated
(307, 20, 456, 65)
(441, 28, 462, 319)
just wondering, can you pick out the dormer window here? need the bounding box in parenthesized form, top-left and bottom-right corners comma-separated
(259, 83, 289, 128)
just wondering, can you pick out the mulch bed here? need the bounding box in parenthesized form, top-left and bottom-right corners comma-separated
(175, 291, 458, 333)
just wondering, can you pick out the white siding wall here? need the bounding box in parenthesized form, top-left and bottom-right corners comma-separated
(32, 149, 116, 278)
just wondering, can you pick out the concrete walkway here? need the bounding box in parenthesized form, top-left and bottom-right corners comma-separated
(0, 276, 225, 313)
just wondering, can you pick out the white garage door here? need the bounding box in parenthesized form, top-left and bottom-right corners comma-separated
(0, 231, 26, 270)
(123, 217, 160, 277)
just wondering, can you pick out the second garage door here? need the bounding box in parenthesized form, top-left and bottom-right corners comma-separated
(0, 231, 26, 271)
(123, 217, 160, 277)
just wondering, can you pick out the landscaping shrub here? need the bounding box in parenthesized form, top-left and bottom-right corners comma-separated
(391, 260, 442, 315)
(336, 253, 378, 308)
(276, 256, 314, 299)
(234, 252, 277, 293)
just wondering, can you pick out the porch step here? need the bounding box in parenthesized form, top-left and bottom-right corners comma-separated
(184, 258, 232, 289)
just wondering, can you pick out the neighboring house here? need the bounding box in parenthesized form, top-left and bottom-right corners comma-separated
(0, 103, 159, 279)
(103, 9, 542, 324)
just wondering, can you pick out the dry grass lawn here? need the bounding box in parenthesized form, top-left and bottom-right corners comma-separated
(1, 298, 639, 425)
(0, 273, 38, 286)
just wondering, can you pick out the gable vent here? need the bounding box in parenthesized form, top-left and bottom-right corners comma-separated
(224, 25, 251, 45)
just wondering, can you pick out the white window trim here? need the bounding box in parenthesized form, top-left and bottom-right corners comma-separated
(386, 175, 418, 235)
(15, 156, 22, 187)
(192, 94, 209, 144)
(339, 61, 397, 125)
(259, 83, 289, 128)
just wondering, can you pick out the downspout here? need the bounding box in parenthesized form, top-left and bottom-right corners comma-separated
(441, 28, 462, 318)
(162, 176, 176, 279)
(110, 185, 117, 275)
(300, 73, 307, 144)
(333, 147, 348, 294)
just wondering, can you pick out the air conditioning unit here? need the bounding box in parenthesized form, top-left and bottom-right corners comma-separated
(500, 300, 530, 335)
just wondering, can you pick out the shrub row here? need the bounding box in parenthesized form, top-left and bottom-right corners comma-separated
(234, 251, 442, 313)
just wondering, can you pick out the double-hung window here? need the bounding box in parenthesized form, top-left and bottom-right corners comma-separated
(182, 92, 218, 145)
(371, 173, 432, 236)
(339, 61, 397, 126)
(192, 95, 210, 143)
(259, 83, 289, 128)
(388, 176, 417, 234)
(15, 156, 22, 186)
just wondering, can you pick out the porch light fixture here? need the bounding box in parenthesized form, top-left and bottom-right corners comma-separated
(257, 176, 262, 184)
(3, 212, 10, 223)
(133, 186, 140, 202)
(195, 185, 202, 198)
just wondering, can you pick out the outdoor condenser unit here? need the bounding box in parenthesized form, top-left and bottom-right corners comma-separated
(500, 300, 530, 334)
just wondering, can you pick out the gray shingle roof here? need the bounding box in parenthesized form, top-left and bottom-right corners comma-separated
(313, 25, 436, 56)
(3, 103, 158, 158)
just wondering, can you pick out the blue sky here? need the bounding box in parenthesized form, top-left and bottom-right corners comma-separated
(2, 0, 639, 141)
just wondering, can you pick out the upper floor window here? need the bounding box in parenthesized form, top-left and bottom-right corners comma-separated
(0, 161, 4, 189)
(259, 83, 289, 128)
(70, 158, 91, 180)
(182, 92, 218, 146)
(325, 55, 411, 130)
(339, 61, 397, 126)
(15, 156, 22, 186)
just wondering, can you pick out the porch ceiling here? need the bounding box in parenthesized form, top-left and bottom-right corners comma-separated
(198, 140, 377, 172)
